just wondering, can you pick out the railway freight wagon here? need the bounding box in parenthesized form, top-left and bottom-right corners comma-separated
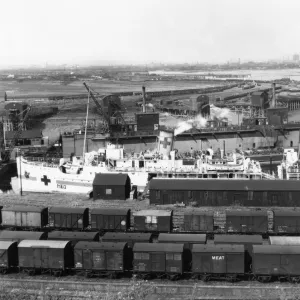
(1, 206, 48, 229)
(149, 179, 300, 207)
(74, 242, 132, 278)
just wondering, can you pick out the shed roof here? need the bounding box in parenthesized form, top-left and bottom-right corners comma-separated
(133, 243, 184, 253)
(149, 178, 300, 191)
(133, 210, 172, 217)
(0, 231, 45, 241)
(273, 210, 300, 217)
(90, 208, 130, 216)
(48, 231, 98, 240)
(93, 173, 129, 186)
(49, 207, 87, 214)
(18, 240, 70, 249)
(192, 244, 244, 253)
(226, 210, 268, 217)
(268, 237, 300, 245)
(5, 129, 42, 140)
(158, 234, 206, 243)
(75, 242, 126, 251)
(184, 211, 214, 216)
(0, 241, 17, 250)
(214, 234, 263, 244)
(252, 91, 266, 96)
(102, 232, 152, 241)
(253, 245, 300, 254)
(2, 205, 46, 213)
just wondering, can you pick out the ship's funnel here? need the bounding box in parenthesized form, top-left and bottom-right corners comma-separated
(157, 130, 174, 158)
(272, 83, 276, 107)
(142, 86, 146, 113)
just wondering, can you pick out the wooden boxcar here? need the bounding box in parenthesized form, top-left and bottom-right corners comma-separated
(149, 178, 300, 206)
(133, 243, 184, 279)
(158, 234, 207, 249)
(47, 231, 99, 245)
(214, 234, 263, 271)
(225, 210, 268, 233)
(273, 211, 300, 234)
(74, 242, 131, 277)
(0, 241, 18, 273)
(90, 208, 130, 231)
(0, 230, 47, 242)
(102, 232, 153, 248)
(1, 206, 48, 229)
(18, 240, 73, 276)
(192, 244, 245, 281)
(183, 211, 214, 232)
(252, 245, 300, 282)
(133, 210, 172, 232)
(48, 207, 89, 230)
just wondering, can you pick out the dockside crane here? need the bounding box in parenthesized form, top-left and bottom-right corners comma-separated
(83, 82, 126, 133)
(2, 106, 31, 162)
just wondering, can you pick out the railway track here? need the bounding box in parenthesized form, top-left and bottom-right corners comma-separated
(0, 276, 300, 299)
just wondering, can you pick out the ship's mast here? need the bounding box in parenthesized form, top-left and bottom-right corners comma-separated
(82, 88, 91, 164)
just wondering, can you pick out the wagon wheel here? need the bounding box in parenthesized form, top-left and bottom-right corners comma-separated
(257, 275, 271, 283)
(201, 274, 210, 282)
(28, 270, 36, 276)
(289, 276, 300, 284)
(109, 273, 117, 279)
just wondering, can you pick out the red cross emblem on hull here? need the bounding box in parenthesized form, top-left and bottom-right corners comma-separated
(41, 175, 51, 186)
(160, 137, 171, 149)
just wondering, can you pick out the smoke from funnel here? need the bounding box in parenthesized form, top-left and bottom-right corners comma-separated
(210, 104, 231, 120)
(174, 114, 207, 136)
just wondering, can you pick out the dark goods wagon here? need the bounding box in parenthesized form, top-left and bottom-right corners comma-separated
(273, 210, 300, 234)
(18, 240, 73, 276)
(214, 235, 263, 272)
(0, 241, 18, 273)
(225, 210, 268, 233)
(133, 243, 184, 280)
(102, 232, 153, 248)
(47, 231, 99, 245)
(252, 245, 300, 283)
(183, 211, 214, 232)
(90, 208, 130, 231)
(74, 242, 131, 278)
(133, 210, 172, 232)
(48, 207, 89, 230)
(192, 245, 245, 282)
(1, 206, 48, 229)
(0, 230, 47, 242)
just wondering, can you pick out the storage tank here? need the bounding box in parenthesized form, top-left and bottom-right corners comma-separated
(157, 130, 174, 158)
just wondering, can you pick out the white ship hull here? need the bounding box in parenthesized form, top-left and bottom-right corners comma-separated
(12, 157, 149, 196)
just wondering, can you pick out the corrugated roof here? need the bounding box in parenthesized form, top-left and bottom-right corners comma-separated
(158, 234, 206, 243)
(102, 232, 152, 241)
(90, 208, 130, 216)
(0, 241, 17, 250)
(133, 210, 172, 217)
(133, 243, 184, 253)
(93, 173, 129, 186)
(253, 245, 300, 254)
(48, 231, 98, 240)
(268, 237, 300, 245)
(2, 206, 46, 213)
(192, 244, 244, 253)
(226, 210, 268, 217)
(0, 231, 45, 240)
(214, 234, 263, 244)
(75, 241, 126, 251)
(49, 207, 87, 214)
(18, 240, 70, 249)
(5, 129, 42, 140)
(274, 211, 300, 217)
(149, 178, 300, 191)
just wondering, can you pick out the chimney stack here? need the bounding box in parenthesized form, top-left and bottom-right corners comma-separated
(272, 83, 276, 108)
(142, 86, 146, 113)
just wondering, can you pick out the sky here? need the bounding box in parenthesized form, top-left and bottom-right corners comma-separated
(1, 0, 300, 68)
